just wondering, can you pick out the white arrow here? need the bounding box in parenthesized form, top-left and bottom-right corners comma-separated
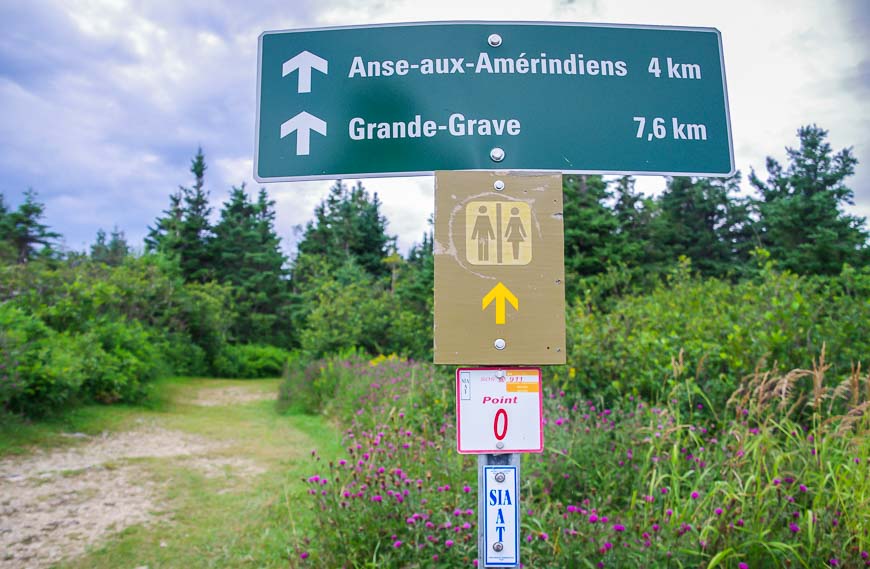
(282, 51, 328, 94)
(280, 111, 327, 156)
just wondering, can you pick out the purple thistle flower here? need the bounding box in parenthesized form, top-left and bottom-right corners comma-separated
(445, 539, 454, 548)
(738, 563, 748, 569)
(393, 540, 402, 548)
(613, 524, 625, 532)
(691, 491, 699, 499)
(300, 552, 309, 560)
(789, 522, 800, 533)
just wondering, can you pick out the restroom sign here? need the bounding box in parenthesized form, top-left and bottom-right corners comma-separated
(466, 201, 532, 265)
(456, 367, 544, 454)
(434, 171, 566, 365)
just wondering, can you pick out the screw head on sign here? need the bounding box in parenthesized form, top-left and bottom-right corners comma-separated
(493, 542, 504, 552)
(494, 472, 506, 483)
(494, 180, 505, 191)
(490, 147, 505, 162)
(488, 34, 502, 47)
(495, 441, 505, 449)
(494, 338, 506, 350)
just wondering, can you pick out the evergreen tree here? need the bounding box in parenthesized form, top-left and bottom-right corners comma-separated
(291, 180, 394, 288)
(0, 194, 13, 263)
(178, 149, 213, 282)
(145, 191, 183, 254)
(91, 226, 130, 266)
(562, 175, 619, 299)
(651, 174, 753, 277)
(2, 189, 59, 264)
(610, 176, 656, 267)
(392, 225, 435, 359)
(212, 185, 291, 345)
(146, 148, 214, 282)
(289, 180, 395, 348)
(750, 125, 868, 273)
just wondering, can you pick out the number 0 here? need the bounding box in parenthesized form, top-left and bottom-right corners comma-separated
(493, 408, 508, 440)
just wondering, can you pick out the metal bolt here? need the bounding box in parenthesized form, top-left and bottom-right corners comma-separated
(493, 542, 504, 552)
(495, 441, 505, 449)
(494, 472, 506, 483)
(494, 180, 505, 191)
(488, 34, 502, 47)
(494, 338, 506, 350)
(490, 147, 505, 162)
(496, 369, 505, 378)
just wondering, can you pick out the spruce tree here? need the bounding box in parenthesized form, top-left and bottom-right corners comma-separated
(0, 193, 14, 263)
(750, 125, 868, 273)
(289, 180, 395, 347)
(178, 149, 213, 282)
(212, 185, 290, 345)
(291, 180, 394, 288)
(146, 148, 214, 282)
(610, 176, 656, 267)
(145, 191, 183, 255)
(562, 175, 620, 299)
(91, 226, 129, 266)
(3, 189, 59, 264)
(651, 174, 753, 277)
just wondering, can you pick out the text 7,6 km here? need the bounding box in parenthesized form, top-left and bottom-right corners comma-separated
(633, 116, 708, 141)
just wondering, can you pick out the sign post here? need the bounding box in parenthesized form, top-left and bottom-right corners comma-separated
(456, 367, 542, 567)
(255, 20, 734, 568)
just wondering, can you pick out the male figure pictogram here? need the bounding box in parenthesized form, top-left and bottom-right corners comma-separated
(504, 207, 527, 260)
(471, 205, 495, 261)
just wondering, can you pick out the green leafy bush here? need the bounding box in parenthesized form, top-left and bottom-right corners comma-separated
(213, 343, 294, 379)
(565, 260, 870, 413)
(0, 255, 237, 417)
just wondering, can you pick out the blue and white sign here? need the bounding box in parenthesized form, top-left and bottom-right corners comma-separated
(483, 465, 519, 566)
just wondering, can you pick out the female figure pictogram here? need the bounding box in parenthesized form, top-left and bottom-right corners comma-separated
(504, 207, 527, 260)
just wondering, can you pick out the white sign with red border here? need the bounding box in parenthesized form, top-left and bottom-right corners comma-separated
(456, 367, 544, 454)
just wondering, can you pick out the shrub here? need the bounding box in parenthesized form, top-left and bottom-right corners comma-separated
(213, 343, 294, 379)
(565, 261, 870, 413)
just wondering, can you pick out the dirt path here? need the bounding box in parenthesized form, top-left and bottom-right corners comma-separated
(0, 381, 283, 569)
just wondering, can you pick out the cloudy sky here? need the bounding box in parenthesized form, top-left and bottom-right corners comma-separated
(1, 0, 867, 256)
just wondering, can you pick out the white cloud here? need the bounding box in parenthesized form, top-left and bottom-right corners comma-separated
(1, 0, 867, 257)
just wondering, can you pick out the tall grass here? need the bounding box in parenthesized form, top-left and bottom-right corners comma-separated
(282, 354, 869, 568)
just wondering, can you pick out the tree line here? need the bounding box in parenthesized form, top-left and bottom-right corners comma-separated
(0, 124, 867, 416)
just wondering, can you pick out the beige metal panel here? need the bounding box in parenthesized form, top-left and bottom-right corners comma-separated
(434, 171, 566, 365)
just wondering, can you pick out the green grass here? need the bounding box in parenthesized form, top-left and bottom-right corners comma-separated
(4, 377, 343, 569)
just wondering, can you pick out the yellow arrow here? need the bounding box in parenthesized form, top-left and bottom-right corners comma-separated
(482, 282, 519, 325)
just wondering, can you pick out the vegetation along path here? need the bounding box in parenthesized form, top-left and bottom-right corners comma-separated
(0, 378, 341, 569)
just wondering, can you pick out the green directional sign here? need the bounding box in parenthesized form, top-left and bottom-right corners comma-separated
(255, 22, 734, 181)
